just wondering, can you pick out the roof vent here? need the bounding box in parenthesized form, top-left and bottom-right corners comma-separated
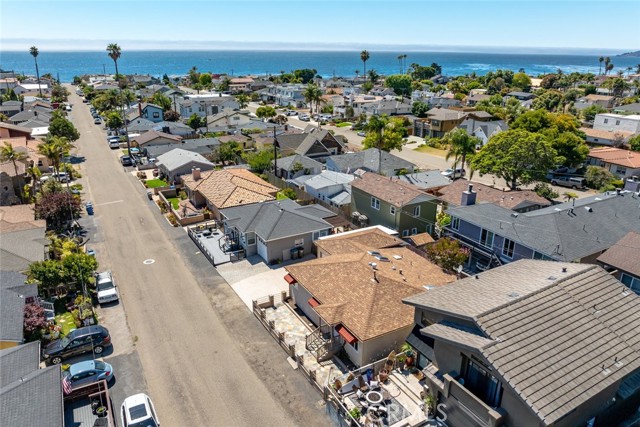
(392, 255, 402, 260)
(375, 255, 389, 261)
(507, 291, 520, 298)
(548, 276, 557, 281)
(368, 250, 381, 256)
(562, 267, 567, 273)
(511, 213, 519, 218)
(615, 358, 624, 368)
(369, 262, 378, 269)
(602, 365, 611, 376)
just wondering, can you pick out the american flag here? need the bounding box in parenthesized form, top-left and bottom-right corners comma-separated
(62, 376, 73, 395)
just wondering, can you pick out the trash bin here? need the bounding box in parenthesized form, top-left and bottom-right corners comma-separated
(298, 247, 304, 258)
(290, 247, 299, 260)
(147, 190, 153, 200)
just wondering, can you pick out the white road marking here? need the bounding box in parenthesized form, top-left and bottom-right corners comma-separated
(95, 200, 124, 207)
(143, 259, 155, 265)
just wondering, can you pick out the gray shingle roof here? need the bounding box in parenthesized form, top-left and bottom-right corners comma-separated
(0, 227, 46, 272)
(446, 191, 640, 261)
(393, 170, 451, 190)
(156, 148, 213, 172)
(407, 260, 640, 426)
(221, 199, 333, 241)
(303, 171, 354, 190)
(0, 342, 64, 427)
(273, 154, 323, 171)
(0, 271, 35, 342)
(327, 148, 416, 174)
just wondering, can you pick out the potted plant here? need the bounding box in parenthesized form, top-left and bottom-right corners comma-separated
(348, 407, 361, 425)
(401, 343, 415, 368)
(424, 394, 436, 418)
(95, 406, 107, 417)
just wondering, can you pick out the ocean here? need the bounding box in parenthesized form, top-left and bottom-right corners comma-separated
(0, 50, 638, 83)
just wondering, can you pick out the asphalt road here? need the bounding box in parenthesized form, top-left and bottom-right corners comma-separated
(66, 88, 330, 427)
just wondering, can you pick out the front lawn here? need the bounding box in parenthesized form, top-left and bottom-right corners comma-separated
(145, 179, 168, 188)
(336, 122, 353, 128)
(414, 145, 448, 157)
(55, 312, 77, 336)
(167, 197, 180, 210)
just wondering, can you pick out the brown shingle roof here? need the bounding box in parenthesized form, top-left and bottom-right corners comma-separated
(589, 147, 640, 168)
(438, 180, 551, 210)
(182, 168, 278, 209)
(315, 227, 404, 255)
(351, 172, 428, 207)
(0, 205, 44, 233)
(581, 127, 633, 140)
(406, 232, 435, 247)
(131, 130, 181, 145)
(597, 232, 640, 277)
(287, 246, 455, 341)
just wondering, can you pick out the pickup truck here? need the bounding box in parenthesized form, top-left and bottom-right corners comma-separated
(550, 176, 586, 189)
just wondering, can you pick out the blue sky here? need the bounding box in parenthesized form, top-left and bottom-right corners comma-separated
(1, 0, 639, 52)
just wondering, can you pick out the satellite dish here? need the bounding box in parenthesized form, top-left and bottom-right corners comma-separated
(456, 265, 463, 273)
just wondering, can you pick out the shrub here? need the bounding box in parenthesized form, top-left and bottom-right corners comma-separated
(178, 190, 187, 200)
(534, 183, 559, 200)
(425, 238, 470, 273)
(167, 213, 179, 227)
(24, 303, 47, 340)
(156, 199, 168, 214)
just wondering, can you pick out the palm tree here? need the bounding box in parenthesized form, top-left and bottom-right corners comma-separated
(106, 43, 122, 79)
(360, 50, 370, 81)
(365, 115, 387, 174)
(397, 55, 403, 74)
(368, 69, 380, 85)
(627, 66, 633, 77)
(402, 54, 408, 74)
(0, 142, 28, 178)
(636, 64, 640, 75)
(236, 94, 249, 109)
(443, 128, 480, 176)
(0, 113, 8, 123)
(604, 57, 611, 74)
(37, 137, 73, 177)
(26, 165, 41, 199)
(354, 70, 360, 80)
(606, 63, 614, 75)
(29, 46, 43, 97)
(598, 56, 604, 75)
(302, 84, 322, 115)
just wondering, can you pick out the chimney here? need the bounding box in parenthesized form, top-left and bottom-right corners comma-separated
(138, 102, 142, 118)
(460, 183, 477, 206)
(624, 177, 640, 192)
(192, 167, 201, 181)
(616, 188, 622, 196)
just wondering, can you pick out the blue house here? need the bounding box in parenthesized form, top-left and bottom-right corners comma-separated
(139, 103, 164, 123)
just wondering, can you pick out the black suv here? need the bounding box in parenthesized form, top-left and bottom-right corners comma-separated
(42, 325, 111, 365)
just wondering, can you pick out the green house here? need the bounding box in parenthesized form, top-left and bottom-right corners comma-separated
(350, 172, 438, 237)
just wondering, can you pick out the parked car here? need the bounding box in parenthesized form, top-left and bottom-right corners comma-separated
(95, 271, 119, 304)
(121, 393, 160, 427)
(550, 176, 585, 189)
(42, 325, 111, 365)
(320, 114, 332, 121)
(284, 109, 297, 116)
(357, 131, 366, 137)
(40, 172, 70, 183)
(299, 114, 310, 121)
(94, 117, 102, 125)
(63, 360, 114, 390)
(441, 168, 466, 179)
(120, 155, 133, 166)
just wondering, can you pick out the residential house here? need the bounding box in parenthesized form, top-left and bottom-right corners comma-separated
(297, 170, 354, 207)
(275, 128, 345, 161)
(220, 198, 334, 264)
(580, 127, 633, 146)
(217, 133, 252, 149)
(137, 103, 164, 123)
(260, 84, 307, 107)
(392, 170, 452, 193)
(7, 109, 51, 126)
(0, 204, 46, 272)
(131, 130, 182, 148)
(273, 154, 323, 180)
(156, 148, 215, 182)
(206, 111, 253, 129)
(351, 171, 439, 237)
(404, 260, 640, 427)
(457, 116, 508, 146)
(253, 127, 302, 150)
(413, 107, 467, 138)
(587, 147, 640, 178)
(0, 159, 26, 205)
(126, 118, 156, 134)
(151, 121, 194, 137)
(0, 121, 34, 139)
(0, 77, 18, 94)
(145, 138, 220, 160)
(445, 186, 640, 273)
(181, 168, 278, 219)
(505, 91, 535, 101)
(326, 148, 416, 177)
(0, 271, 37, 349)
(286, 227, 455, 366)
(598, 231, 640, 294)
(370, 99, 412, 116)
(614, 103, 640, 114)
(0, 342, 64, 427)
(179, 96, 239, 119)
(0, 100, 22, 117)
(593, 113, 640, 135)
(584, 94, 616, 109)
(465, 93, 492, 106)
(13, 83, 50, 95)
(438, 181, 551, 212)
(228, 77, 254, 93)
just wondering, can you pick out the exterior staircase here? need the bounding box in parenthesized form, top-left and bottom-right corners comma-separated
(306, 325, 342, 362)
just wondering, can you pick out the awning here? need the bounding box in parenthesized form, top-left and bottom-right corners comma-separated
(284, 274, 297, 285)
(336, 325, 358, 344)
(308, 297, 320, 308)
(406, 325, 435, 361)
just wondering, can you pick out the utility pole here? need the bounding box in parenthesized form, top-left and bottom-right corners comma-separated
(102, 64, 106, 75)
(273, 126, 278, 178)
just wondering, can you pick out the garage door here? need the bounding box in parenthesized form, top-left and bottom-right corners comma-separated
(257, 239, 268, 262)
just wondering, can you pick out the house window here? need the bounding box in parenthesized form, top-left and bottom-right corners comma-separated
(617, 167, 627, 175)
(461, 355, 503, 407)
(350, 341, 359, 351)
(390, 206, 396, 215)
(420, 311, 432, 327)
(604, 119, 609, 124)
(413, 205, 421, 217)
(153, 112, 160, 118)
(621, 273, 640, 294)
(411, 227, 418, 235)
(371, 197, 380, 210)
(502, 239, 515, 258)
(480, 229, 494, 248)
(615, 120, 620, 125)
(402, 230, 409, 237)
(233, 116, 240, 121)
(451, 217, 460, 231)
(246, 232, 256, 246)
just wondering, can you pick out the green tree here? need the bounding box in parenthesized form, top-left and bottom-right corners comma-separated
(552, 132, 589, 167)
(534, 183, 559, 200)
(277, 188, 297, 200)
(62, 253, 98, 288)
(0, 141, 29, 179)
(367, 69, 380, 85)
(218, 141, 242, 163)
(29, 46, 43, 97)
(293, 69, 317, 84)
(585, 166, 615, 190)
(27, 259, 66, 297)
(51, 84, 69, 103)
(385, 74, 413, 96)
(38, 136, 74, 177)
(512, 72, 532, 91)
(425, 238, 470, 273)
(106, 111, 123, 130)
(199, 73, 212, 87)
(411, 101, 429, 117)
(188, 66, 199, 85)
(584, 84, 597, 95)
(302, 84, 322, 115)
(531, 90, 563, 112)
(255, 106, 277, 120)
(629, 134, 640, 152)
(236, 94, 249, 109)
(106, 43, 122, 78)
(34, 191, 81, 231)
(408, 63, 437, 81)
(243, 149, 274, 173)
(443, 128, 481, 172)
(49, 114, 80, 141)
(186, 114, 205, 131)
(363, 115, 405, 174)
(163, 110, 180, 122)
(151, 92, 172, 111)
(360, 50, 370, 80)
(471, 129, 558, 190)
